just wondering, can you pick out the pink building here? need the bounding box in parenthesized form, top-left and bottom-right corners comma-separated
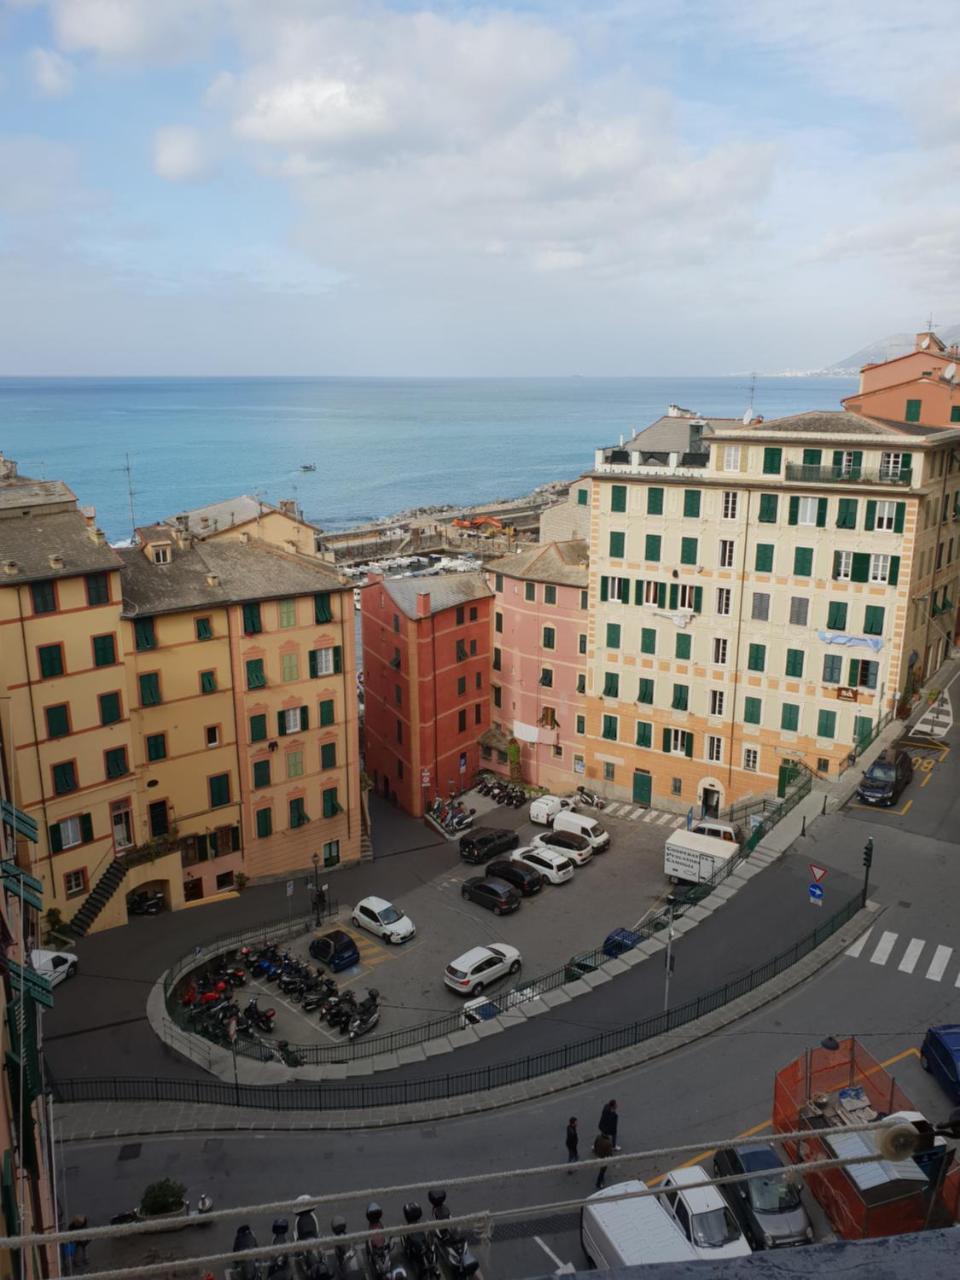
(484, 542, 588, 793)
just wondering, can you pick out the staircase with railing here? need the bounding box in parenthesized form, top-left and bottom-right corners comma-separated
(66, 858, 128, 937)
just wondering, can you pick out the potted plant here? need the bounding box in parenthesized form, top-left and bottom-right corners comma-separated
(139, 1178, 187, 1222)
(234, 872, 248, 892)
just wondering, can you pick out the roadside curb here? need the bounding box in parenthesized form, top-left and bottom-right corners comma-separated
(57, 901, 880, 1140)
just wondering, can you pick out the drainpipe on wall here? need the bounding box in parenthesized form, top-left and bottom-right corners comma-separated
(725, 489, 752, 802)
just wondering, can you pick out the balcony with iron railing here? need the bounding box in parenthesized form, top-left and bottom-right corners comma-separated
(784, 463, 913, 486)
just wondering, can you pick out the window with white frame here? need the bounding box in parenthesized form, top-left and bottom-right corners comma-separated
(608, 576, 627, 600)
(722, 491, 739, 519)
(710, 690, 724, 716)
(670, 728, 687, 753)
(64, 868, 86, 896)
(59, 815, 82, 849)
(282, 707, 301, 734)
(678, 583, 696, 610)
(708, 735, 722, 763)
(789, 597, 809, 626)
(752, 592, 770, 621)
(870, 553, 891, 584)
(719, 540, 735, 568)
(874, 500, 897, 531)
(743, 747, 759, 772)
(312, 647, 334, 675)
(716, 587, 732, 616)
(837, 451, 858, 476)
(723, 446, 741, 472)
(712, 637, 728, 665)
(797, 496, 818, 526)
(835, 551, 853, 581)
(643, 580, 660, 605)
(880, 452, 905, 479)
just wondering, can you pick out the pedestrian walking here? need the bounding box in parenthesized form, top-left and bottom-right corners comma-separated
(565, 1117, 579, 1168)
(599, 1099, 620, 1151)
(68, 1216, 90, 1266)
(593, 1132, 614, 1189)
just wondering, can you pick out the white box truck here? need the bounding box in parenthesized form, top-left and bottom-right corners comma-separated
(663, 829, 740, 885)
(580, 1180, 697, 1269)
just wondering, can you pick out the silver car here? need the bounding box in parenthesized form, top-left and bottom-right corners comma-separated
(713, 1143, 813, 1248)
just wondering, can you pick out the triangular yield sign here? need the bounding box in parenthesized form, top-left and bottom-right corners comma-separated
(809, 863, 828, 883)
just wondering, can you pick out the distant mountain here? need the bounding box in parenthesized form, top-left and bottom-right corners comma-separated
(823, 325, 960, 375)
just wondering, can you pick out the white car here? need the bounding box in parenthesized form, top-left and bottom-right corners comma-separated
(31, 948, 78, 987)
(510, 846, 575, 884)
(444, 944, 521, 996)
(528, 794, 576, 825)
(661, 1166, 752, 1260)
(531, 829, 593, 866)
(352, 896, 416, 944)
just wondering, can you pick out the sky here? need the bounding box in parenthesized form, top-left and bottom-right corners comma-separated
(0, 0, 958, 376)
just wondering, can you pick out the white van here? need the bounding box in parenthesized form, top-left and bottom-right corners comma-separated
(663, 830, 739, 884)
(660, 1166, 752, 1259)
(692, 818, 742, 844)
(553, 810, 610, 851)
(529, 794, 573, 825)
(580, 1180, 697, 1269)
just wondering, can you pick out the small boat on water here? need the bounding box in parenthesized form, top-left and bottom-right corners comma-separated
(300, 463, 317, 472)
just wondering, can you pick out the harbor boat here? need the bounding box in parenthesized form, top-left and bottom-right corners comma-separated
(300, 463, 317, 472)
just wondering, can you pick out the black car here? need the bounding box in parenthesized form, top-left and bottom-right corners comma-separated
(486, 859, 543, 896)
(713, 1144, 812, 1248)
(459, 827, 520, 864)
(460, 877, 520, 915)
(308, 929, 361, 971)
(856, 749, 913, 806)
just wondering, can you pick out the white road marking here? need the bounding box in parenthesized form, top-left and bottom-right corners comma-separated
(845, 928, 873, 959)
(926, 945, 953, 982)
(532, 1236, 574, 1273)
(656, 811, 673, 824)
(605, 803, 623, 815)
(629, 808, 643, 820)
(870, 931, 898, 965)
(671, 815, 685, 827)
(643, 810, 656, 823)
(897, 938, 925, 974)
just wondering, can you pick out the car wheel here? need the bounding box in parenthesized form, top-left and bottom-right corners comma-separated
(508, 960, 520, 975)
(352, 917, 361, 929)
(67, 962, 78, 978)
(462, 889, 470, 900)
(920, 1051, 930, 1072)
(494, 906, 503, 916)
(472, 982, 484, 997)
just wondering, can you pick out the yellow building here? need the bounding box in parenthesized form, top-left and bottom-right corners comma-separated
(0, 457, 359, 935)
(582, 409, 960, 814)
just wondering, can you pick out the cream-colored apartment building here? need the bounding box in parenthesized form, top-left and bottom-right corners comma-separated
(582, 408, 960, 814)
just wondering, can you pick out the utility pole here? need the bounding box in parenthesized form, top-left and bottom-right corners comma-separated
(311, 851, 323, 926)
(663, 901, 677, 1012)
(862, 837, 874, 908)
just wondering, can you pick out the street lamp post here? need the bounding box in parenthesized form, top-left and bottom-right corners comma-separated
(663, 901, 677, 1013)
(311, 852, 322, 926)
(862, 837, 874, 908)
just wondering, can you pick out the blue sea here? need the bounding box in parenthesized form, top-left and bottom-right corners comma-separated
(0, 377, 856, 544)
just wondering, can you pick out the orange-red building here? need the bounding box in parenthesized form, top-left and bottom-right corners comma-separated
(843, 330, 960, 426)
(361, 572, 492, 816)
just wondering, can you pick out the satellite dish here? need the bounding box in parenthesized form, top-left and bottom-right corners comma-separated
(921, 336, 931, 350)
(742, 409, 752, 425)
(943, 362, 957, 382)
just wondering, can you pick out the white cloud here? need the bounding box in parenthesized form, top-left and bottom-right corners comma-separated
(50, 0, 217, 62)
(237, 77, 390, 146)
(152, 126, 207, 182)
(29, 46, 74, 96)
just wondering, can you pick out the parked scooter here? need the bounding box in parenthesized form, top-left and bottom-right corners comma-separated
(364, 1203, 394, 1280)
(266, 1217, 292, 1277)
(302, 977, 337, 1013)
(576, 785, 605, 810)
(348, 990, 381, 1040)
(294, 1199, 321, 1273)
(330, 1215, 361, 1277)
(127, 888, 165, 915)
(244, 997, 276, 1033)
(402, 1202, 440, 1280)
(233, 1223, 262, 1280)
(427, 1191, 479, 1279)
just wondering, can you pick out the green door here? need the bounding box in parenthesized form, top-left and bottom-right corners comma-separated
(632, 770, 652, 807)
(777, 762, 799, 799)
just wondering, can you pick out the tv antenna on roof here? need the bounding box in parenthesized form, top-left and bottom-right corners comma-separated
(744, 371, 757, 423)
(123, 453, 138, 541)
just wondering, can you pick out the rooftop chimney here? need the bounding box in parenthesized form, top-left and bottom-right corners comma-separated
(279, 499, 297, 516)
(199, 516, 210, 530)
(48, 553, 64, 570)
(416, 591, 431, 618)
(206, 573, 219, 587)
(81, 506, 96, 527)
(3, 560, 17, 575)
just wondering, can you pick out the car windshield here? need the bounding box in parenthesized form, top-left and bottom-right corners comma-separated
(378, 906, 402, 924)
(691, 1208, 740, 1247)
(487, 947, 505, 960)
(866, 762, 896, 781)
(447, 965, 467, 979)
(748, 1173, 802, 1214)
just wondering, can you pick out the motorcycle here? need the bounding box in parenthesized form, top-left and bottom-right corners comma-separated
(330, 1215, 361, 1277)
(576, 785, 605, 810)
(302, 977, 338, 1013)
(348, 990, 381, 1040)
(267, 1217, 291, 1277)
(243, 997, 276, 1033)
(294, 1199, 321, 1273)
(402, 1202, 440, 1280)
(427, 1190, 479, 1279)
(233, 1223, 262, 1280)
(327, 991, 358, 1031)
(365, 1203, 394, 1280)
(127, 889, 165, 915)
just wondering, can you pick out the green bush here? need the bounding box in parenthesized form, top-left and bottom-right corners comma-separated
(140, 1178, 186, 1216)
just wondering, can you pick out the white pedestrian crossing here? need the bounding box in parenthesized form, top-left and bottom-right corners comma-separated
(848, 928, 959, 985)
(845, 928, 872, 959)
(656, 811, 673, 824)
(629, 808, 643, 820)
(605, 802, 624, 816)
(897, 938, 925, 974)
(671, 815, 685, 828)
(870, 931, 898, 965)
(926, 945, 952, 982)
(643, 810, 656, 823)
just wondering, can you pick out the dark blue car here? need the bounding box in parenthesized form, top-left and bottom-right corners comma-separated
(309, 929, 360, 972)
(920, 1025, 960, 1102)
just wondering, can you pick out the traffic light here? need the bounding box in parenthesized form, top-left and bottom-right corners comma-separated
(863, 837, 874, 868)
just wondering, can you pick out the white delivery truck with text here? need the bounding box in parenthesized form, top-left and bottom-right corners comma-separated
(663, 829, 740, 885)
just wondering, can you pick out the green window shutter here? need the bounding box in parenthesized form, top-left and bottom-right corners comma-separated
(579, 632, 587, 654)
(788, 496, 799, 526)
(321, 741, 336, 770)
(802, 448, 822, 466)
(246, 658, 266, 689)
(747, 643, 765, 672)
(242, 603, 262, 635)
(662, 727, 671, 754)
(762, 447, 782, 475)
(322, 787, 337, 821)
(308, 650, 318, 678)
(793, 547, 813, 577)
(38, 644, 63, 678)
(611, 484, 627, 513)
(250, 713, 267, 741)
(832, 450, 843, 471)
(864, 605, 885, 635)
(139, 673, 160, 706)
(609, 531, 625, 558)
(894, 503, 905, 534)
(684, 733, 693, 759)
(319, 700, 335, 727)
(672, 684, 688, 711)
(93, 635, 116, 667)
(816, 498, 827, 528)
(256, 808, 272, 838)
(602, 715, 618, 742)
(333, 646, 342, 674)
(196, 616, 212, 640)
(633, 579, 644, 605)
(31, 581, 56, 614)
(146, 733, 166, 761)
(657, 582, 667, 608)
(641, 628, 656, 655)
(637, 678, 654, 704)
(300, 705, 309, 730)
(644, 534, 661, 562)
(743, 696, 761, 725)
(755, 544, 774, 573)
(209, 774, 230, 807)
(851, 553, 870, 583)
(277, 711, 288, 736)
(606, 622, 621, 648)
(647, 487, 664, 515)
(864, 500, 876, 532)
(544, 585, 556, 605)
(683, 490, 701, 518)
(105, 747, 128, 778)
(827, 601, 847, 630)
(618, 578, 630, 604)
(781, 703, 799, 732)
(837, 499, 858, 529)
(680, 537, 697, 565)
(599, 576, 608, 602)
(758, 494, 778, 523)
(134, 618, 155, 651)
(905, 399, 921, 422)
(817, 710, 837, 739)
(99, 692, 121, 726)
(49, 821, 63, 853)
(785, 648, 804, 678)
(852, 451, 863, 473)
(314, 592, 333, 623)
(848, 658, 860, 686)
(693, 586, 703, 613)
(636, 721, 652, 748)
(575, 714, 585, 734)
(253, 759, 271, 788)
(901, 452, 913, 477)
(45, 704, 69, 737)
(200, 670, 216, 694)
(889, 555, 900, 586)
(953, 407, 960, 424)
(543, 627, 556, 649)
(603, 672, 620, 698)
(80, 812, 94, 843)
(577, 488, 588, 506)
(675, 633, 691, 660)
(669, 583, 678, 611)
(53, 762, 76, 794)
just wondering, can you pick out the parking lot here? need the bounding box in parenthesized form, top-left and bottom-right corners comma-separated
(244, 795, 690, 1048)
